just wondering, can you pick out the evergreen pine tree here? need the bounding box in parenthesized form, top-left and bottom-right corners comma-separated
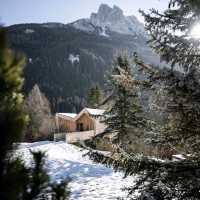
(95, 85, 101, 106)
(87, 85, 102, 108)
(0, 27, 28, 199)
(0, 28, 69, 200)
(102, 55, 146, 151)
(88, 1, 200, 199)
(51, 181, 71, 200)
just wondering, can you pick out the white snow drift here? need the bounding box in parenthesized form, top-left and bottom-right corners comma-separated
(17, 141, 134, 200)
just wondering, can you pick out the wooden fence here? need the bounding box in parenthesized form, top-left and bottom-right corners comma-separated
(66, 130, 95, 143)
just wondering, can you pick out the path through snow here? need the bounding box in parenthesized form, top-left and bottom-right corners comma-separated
(18, 141, 134, 200)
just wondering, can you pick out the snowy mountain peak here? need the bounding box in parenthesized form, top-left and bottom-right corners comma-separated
(98, 4, 113, 15)
(71, 4, 145, 37)
(90, 4, 124, 25)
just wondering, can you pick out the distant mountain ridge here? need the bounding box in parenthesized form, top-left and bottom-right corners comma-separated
(71, 4, 145, 37)
(7, 4, 160, 112)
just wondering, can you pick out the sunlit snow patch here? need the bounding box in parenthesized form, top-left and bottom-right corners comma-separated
(24, 29, 35, 34)
(99, 26, 109, 37)
(29, 58, 33, 63)
(68, 54, 80, 65)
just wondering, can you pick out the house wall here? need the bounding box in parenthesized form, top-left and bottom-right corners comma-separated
(76, 113, 94, 131)
(57, 117, 76, 132)
(56, 112, 106, 134)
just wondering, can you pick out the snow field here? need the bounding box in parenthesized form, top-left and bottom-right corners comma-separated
(18, 141, 134, 200)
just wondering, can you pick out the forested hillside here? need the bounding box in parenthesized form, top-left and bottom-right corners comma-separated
(7, 22, 158, 112)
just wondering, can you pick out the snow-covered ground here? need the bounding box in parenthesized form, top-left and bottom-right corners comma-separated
(18, 141, 134, 200)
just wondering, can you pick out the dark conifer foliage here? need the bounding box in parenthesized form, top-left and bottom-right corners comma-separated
(0, 28, 70, 200)
(139, 0, 200, 71)
(0, 27, 27, 199)
(23, 151, 49, 200)
(102, 55, 146, 149)
(87, 85, 102, 108)
(51, 181, 71, 200)
(88, 1, 200, 199)
(7, 23, 159, 112)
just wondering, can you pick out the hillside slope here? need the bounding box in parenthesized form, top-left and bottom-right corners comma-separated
(7, 5, 160, 112)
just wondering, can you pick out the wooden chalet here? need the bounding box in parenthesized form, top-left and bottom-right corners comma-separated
(55, 108, 106, 143)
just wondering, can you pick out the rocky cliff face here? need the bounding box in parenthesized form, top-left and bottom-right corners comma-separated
(71, 4, 145, 37)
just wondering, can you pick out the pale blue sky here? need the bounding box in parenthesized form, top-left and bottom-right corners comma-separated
(0, 0, 167, 26)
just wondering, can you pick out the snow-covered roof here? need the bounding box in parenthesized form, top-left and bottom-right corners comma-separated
(57, 113, 77, 119)
(85, 108, 105, 116)
(72, 107, 105, 121)
(56, 108, 105, 121)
